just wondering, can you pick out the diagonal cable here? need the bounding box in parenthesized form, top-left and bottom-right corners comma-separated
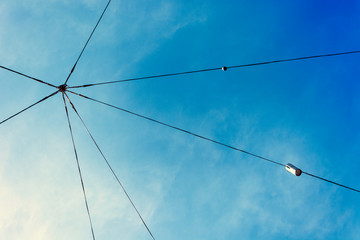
(64, 0, 113, 85)
(0, 65, 57, 88)
(64, 93, 156, 240)
(67, 90, 285, 167)
(303, 171, 360, 193)
(68, 90, 360, 194)
(68, 50, 360, 88)
(0, 90, 59, 125)
(62, 93, 96, 240)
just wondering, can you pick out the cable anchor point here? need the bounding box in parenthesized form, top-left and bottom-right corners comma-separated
(58, 84, 68, 93)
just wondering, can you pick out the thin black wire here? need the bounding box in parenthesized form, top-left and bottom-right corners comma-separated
(64, 0, 113, 85)
(67, 91, 360, 194)
(64, 93, 156, 240)
(0, 91, 59, 125)
(62, 93, 96, 240)
(0, 65, 57, 88)
(67, 90, 285, 167)
(68, 50, 360, 88)
(303, 172, 360, 193)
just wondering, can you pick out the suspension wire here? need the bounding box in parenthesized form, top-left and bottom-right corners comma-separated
(67, 90, 285, 167)
(303, 171, 360, 193)
(0, 65, 57, 88)
(68, 50, 360, 88)
(0, 91, 59, 126)
(64, 0, 113, 85)
(68, 91, 360, 194)
(62, 93, 96, 240)
(64, 93, 156, 240)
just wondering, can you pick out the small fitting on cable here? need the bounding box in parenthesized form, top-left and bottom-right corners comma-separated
(285, 163, 302, 176)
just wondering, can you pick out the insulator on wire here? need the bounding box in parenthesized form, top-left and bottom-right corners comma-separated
(222, 66, 227, 71)
(285, 163, 302, 176)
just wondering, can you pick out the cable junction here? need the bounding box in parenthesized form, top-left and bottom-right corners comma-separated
(68, 90, 360, 194)
(64, 93, 156, 240)
(2, 0, 358, 237)
(68, 50, 360, 88)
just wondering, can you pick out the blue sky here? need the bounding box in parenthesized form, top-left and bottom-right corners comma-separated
(0, 0, 360, 239)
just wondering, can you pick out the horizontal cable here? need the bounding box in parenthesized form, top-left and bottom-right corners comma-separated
(67, 90, 285, 167)
(69, 67, 219, 88)
(69, 50, 360, 88)
(64, 0, 113, 85)
(68, 90, 360, 194)
(64, 93, 155, 240)
(0, 65, 57, 88)
(0, 90, 59, 125)
(62, 93, 96, 240)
